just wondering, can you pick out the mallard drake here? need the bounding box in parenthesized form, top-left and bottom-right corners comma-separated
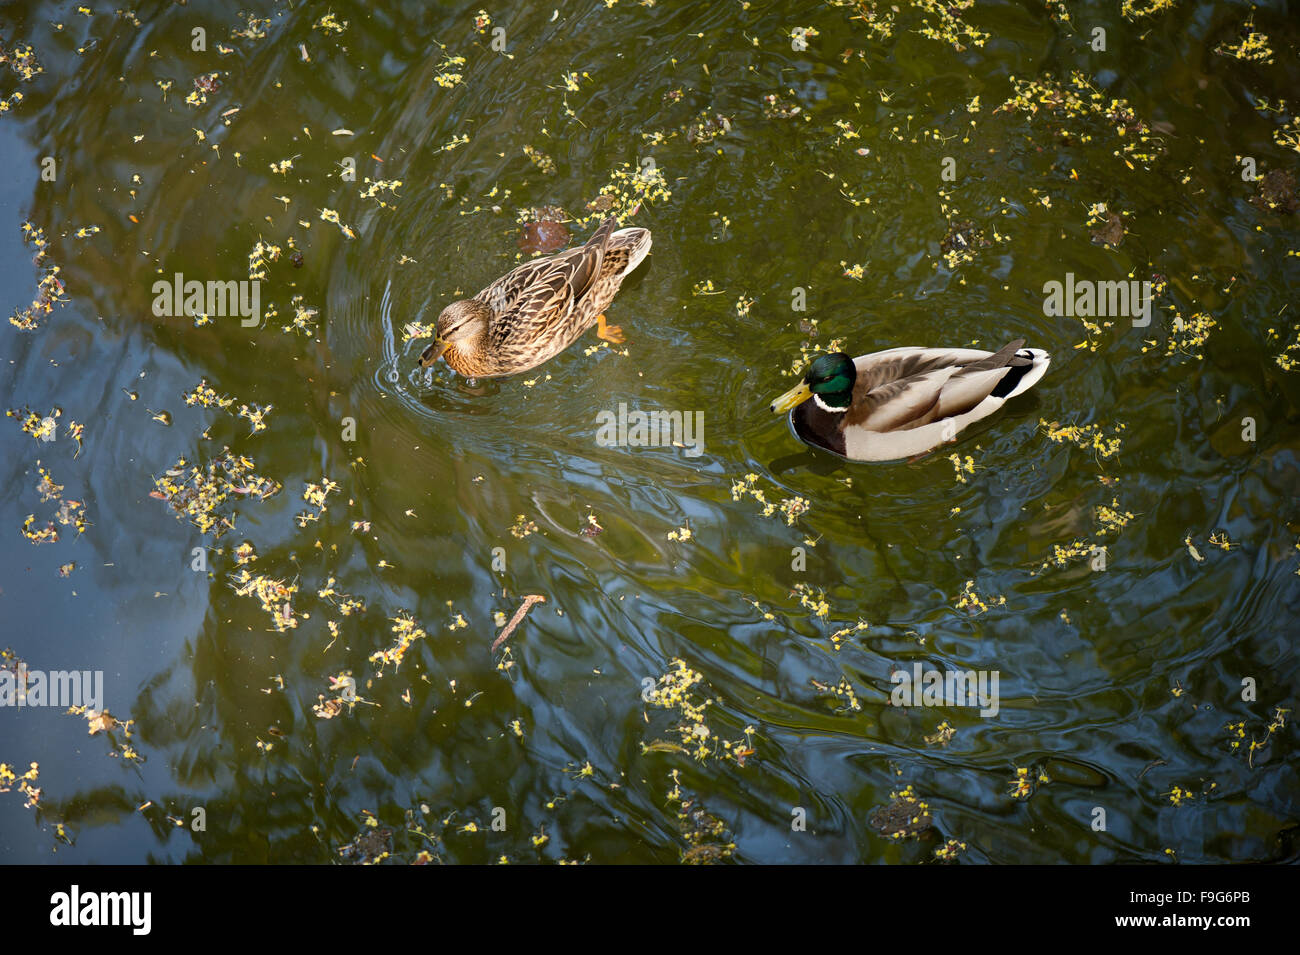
(769, 340, 1050, 461)
(418, 217, 651, 378)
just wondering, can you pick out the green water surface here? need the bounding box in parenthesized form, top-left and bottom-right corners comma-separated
(0, 0, 1297, 863)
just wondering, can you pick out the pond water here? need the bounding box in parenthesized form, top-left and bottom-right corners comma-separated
(0, 0, 1296, 863)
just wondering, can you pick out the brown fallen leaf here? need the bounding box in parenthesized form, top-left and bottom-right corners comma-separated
(86, 709, 118, 735)
(1250, 168, 1298, 214)
(519, 220, 569, 254)
(1091, 212, 1125, 247)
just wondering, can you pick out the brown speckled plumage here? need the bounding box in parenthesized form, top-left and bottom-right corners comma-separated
(419, 217, 651, 378)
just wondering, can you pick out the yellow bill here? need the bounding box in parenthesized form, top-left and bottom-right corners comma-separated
(769, 381, 812, 414)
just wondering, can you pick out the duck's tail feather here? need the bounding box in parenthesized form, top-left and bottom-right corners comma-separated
(992, 346, 1051, 399)
(611, 225, 652, 276)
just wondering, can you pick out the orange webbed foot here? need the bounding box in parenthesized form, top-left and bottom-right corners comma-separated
(596, 314, 625, 344)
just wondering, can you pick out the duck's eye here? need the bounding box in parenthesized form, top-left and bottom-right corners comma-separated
(813, 374, 851, 394)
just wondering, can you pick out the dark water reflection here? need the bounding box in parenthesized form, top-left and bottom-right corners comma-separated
(0, 0, 1296, 863)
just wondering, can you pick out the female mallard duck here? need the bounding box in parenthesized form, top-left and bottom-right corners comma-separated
(418, 217, 651, 378)
(770, 340, 1050, 461)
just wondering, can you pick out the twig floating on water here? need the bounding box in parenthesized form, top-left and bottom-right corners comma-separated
(491, 595, 546, 653)
(1138, 758, 1166, 780)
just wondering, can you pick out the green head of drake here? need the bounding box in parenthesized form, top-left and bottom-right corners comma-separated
(770, 352, 856, 414)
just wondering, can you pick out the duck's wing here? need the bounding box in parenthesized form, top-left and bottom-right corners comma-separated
(478, 218, 618, 345)
(847, 340, 1028, 432)
(566, 217, 616, 302)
